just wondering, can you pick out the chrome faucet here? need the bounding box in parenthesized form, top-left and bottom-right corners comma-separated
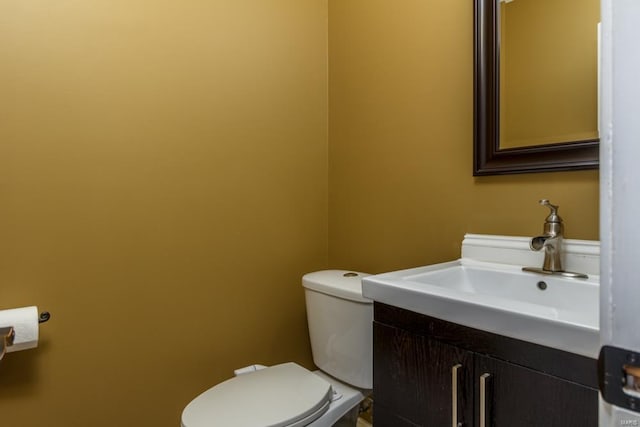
(522, 199, 588, 279)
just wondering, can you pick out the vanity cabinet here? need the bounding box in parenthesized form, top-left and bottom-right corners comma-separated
(373, 303, 598, 427)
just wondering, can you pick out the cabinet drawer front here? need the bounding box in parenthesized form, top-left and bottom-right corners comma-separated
(374, 321, 474, 426)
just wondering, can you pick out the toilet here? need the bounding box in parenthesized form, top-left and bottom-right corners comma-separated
(181, 270, 373, 427)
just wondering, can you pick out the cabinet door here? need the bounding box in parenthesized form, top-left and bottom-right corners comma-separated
(474, 354, 598, 427)
(374, 322, 474, 427)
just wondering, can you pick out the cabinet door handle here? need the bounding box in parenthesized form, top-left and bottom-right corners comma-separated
(451, 364, 462, 427)
(479, 373, 491, 427)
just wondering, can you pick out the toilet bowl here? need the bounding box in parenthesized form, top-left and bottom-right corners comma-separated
(181, 270, 372, 427)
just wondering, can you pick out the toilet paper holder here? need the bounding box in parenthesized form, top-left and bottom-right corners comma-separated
(1, 327, 15, 346)
(0, 326, 15, 361)
(39, 311, 50, 324)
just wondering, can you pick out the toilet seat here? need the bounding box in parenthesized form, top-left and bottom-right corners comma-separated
(181, 363, 333, 427)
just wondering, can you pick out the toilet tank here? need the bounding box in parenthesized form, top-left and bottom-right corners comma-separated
(302, 270, 373, 389)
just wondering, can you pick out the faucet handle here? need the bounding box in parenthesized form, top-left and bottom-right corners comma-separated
(539, 199, 562, 223)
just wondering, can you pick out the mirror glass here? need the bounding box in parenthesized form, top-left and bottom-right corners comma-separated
(499, 0, 600, 149)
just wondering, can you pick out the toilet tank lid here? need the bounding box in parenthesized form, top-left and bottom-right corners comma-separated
(302, 270, 372, 304)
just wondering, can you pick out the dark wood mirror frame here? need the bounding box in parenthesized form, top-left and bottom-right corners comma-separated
(473, 0, 600, 176)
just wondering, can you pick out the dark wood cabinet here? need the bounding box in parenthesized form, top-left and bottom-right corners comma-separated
(374, 322, 474, 426)
(373, 303, 598, 427)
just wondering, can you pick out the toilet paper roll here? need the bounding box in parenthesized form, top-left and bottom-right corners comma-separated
(0, 306, 39, 352)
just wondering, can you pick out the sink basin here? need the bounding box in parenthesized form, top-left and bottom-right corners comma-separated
(362, 259, 599, 358)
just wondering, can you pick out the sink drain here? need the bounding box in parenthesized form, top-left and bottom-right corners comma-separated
(537, 281, 548, 290)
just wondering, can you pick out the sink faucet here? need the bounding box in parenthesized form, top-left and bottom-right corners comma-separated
(531, 199, 563, 271)
(522, 199, 588, 279)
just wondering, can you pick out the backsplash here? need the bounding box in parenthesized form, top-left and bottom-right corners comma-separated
(462, 234, 600, 276)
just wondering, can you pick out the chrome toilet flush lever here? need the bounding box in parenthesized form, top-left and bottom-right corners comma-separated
(522, 199, 589, 279)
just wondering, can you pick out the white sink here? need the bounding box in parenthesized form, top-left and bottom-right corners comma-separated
(362, 259, 599, 358)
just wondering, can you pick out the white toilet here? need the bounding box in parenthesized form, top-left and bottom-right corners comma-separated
(181, 270, 373, 427)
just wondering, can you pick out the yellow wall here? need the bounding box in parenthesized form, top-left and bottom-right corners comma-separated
(0, 1, 327, 426)
(328, 0, 599, 274)
(501, 0, 600, 148)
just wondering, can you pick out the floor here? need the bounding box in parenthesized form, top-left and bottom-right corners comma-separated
(357, 418, 372, 427)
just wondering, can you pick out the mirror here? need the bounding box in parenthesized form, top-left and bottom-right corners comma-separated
(474, 0, 600, 175)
